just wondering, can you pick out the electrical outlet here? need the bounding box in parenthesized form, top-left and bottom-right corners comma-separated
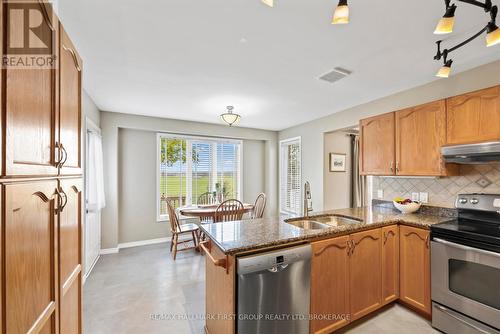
(419, 192, 429, 204)
(411, 193, 419, 202)
(377, 189, 384, 199)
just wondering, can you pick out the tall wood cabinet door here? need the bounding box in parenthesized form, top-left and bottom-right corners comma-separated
(3, 2, 59, 176)
(381, 225, 399, 305)
(395, 101, 447, 176)
(399, 226, 431, 315)
(359, 113, 395, 175)
(446, 86, 500, 145)
(310, 236, 350, 334)
(58, 25, 82, 175)
(349, 228, 382, 321)
(4, 180, 58, 334)
(58, 179, 83, 334)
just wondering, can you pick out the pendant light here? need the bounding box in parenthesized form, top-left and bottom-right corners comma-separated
(220, 106, 241, 126)
(332, 0, 349, 24)
(436, 59, 453, 78)
(435, 1, 457, 34)
(487, 21, 500, 46)
(261, 0, 273, 7)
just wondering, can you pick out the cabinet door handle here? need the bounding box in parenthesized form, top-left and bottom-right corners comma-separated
(395, 162, 400, 173)
(60, 144, 68, 167)
(58, 187, 68, 213)
(383, 231, 387, 244)
(350, 240, 356, 255)
(389, 162, 394, 172)
(346, 241, 351, 256)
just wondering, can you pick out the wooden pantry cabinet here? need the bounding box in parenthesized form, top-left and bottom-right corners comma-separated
(0, 3, 84, 334)
(399, 226, 431, 316)
(381, 225, 399, 305)
(446, 86, 500, 145)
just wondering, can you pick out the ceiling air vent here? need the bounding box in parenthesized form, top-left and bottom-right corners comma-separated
(319, 67, 352, 84)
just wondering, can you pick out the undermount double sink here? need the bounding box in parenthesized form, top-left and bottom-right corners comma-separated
(285, 215, 363, 230)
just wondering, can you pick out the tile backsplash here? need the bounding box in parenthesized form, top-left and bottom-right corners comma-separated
(371, 164, 500, 208)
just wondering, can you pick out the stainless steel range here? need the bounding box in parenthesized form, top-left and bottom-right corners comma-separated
(431, 193, 500, 334)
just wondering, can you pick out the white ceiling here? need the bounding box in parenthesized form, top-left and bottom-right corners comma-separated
(58, 0, 500, 131)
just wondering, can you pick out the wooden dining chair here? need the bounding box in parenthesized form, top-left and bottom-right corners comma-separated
(197, 192, 216, 205)
(214, 199, 245, 223)
(252, 193, 267, 219)
(167, 200, 199, 260)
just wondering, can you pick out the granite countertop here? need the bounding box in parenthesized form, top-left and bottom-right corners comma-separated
(200, 205, 455, 255)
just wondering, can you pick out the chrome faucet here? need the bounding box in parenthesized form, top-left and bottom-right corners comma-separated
(303, 181, 313, 218)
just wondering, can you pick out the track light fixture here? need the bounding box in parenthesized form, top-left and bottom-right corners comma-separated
(435, 0, 457, 34)
(332, 0, 349, 24)
(434, 0, 499, 78)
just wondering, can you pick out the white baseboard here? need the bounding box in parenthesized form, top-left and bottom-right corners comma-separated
(118, 237, 169, 249)
(83, 255, 101, 285)
(99, 237, 170, 255)
(100, 248, 119, 255)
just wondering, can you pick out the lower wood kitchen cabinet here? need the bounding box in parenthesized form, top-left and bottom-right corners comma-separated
(399, 225, 431, 316)
(58, 179, 83, 334)
(3, 180, 59, 334)
(310, 236, 350, 334)
(382, 225, 399, 304)
(349, 229, 382, 321)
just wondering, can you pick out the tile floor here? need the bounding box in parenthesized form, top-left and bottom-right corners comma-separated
(84, 243, 439, 333)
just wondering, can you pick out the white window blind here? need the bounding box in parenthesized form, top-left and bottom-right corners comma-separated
(280, 137, 301, 215)
(157, 134, 242, 220)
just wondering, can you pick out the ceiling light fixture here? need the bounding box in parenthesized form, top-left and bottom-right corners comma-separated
(261, 0, 274, 7)
(220, 106, 241, 126)
(433, 0, 498, 77)
(332, 0, 349, 24)
(435, 0, 457, 34)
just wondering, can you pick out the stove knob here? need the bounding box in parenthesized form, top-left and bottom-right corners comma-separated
(470, 198, 479, 205)
(458, 198, 468, 204)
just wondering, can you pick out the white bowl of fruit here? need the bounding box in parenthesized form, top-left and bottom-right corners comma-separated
(393, 198, 421, 214)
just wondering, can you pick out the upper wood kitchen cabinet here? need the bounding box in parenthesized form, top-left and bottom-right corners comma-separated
(360, 113, 395, 175)
(399, 226, 431, 316)
(310, 236, 350, 334)
(381, 225, 399, 305)
(395, 100, 454, 176)
(2, 2, 59, 177)
(446, 86, 500, 145)
(58, 24, 83, 175)
(349, 229, 382, 321)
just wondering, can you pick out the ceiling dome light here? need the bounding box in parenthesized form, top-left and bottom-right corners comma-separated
(486, 22, 500, 46)
(436, 59, 453, 78)
(261, 0, 274, 7)
(220, 106, 241, 126)
(434, 3, 457, 34)
(332, 0, 349, 24)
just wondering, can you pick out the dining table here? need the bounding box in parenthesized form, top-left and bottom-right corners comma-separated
(179, 203, 255, 222)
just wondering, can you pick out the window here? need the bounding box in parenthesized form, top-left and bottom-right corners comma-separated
(279, 137, 301, 215)
(157, 134, 242, 221)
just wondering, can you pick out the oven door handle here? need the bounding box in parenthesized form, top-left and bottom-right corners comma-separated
(433, 304, 493, 334)
(433, 238, 500, 259)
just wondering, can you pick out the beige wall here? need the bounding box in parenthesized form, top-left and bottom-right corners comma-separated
(117, 128, 267, 244)
(101, 111, 278, 249)
(279, 60, 500, 212)
(323, 131, 352, 210)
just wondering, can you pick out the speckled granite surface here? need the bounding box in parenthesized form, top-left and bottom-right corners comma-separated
(200, 205, 455, 255)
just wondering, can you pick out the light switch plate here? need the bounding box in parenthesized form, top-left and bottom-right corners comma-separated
(411, 193, 419, 202)
(377, 189, 384, 199)
(419, 192, 429, 204)
(494, 199, 500, 208)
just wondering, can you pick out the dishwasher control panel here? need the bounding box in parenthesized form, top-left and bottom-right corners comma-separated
(237, 244, 312, 275)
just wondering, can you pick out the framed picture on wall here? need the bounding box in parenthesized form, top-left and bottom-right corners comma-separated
(329, 153, 346, 172)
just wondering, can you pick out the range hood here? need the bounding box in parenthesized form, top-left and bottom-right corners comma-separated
(441, 142, 500, 164)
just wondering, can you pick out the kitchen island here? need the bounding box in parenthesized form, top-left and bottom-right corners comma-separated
(200, 204, 454, 334)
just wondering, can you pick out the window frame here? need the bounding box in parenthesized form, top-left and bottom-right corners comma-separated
(279, 136, 302, 215)
(156, 133, 243, 222)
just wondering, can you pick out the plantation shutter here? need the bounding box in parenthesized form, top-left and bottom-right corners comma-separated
(280, 138, 301, 214)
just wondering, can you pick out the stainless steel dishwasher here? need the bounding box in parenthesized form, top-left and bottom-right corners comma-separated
(236, 244, 311, 334)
